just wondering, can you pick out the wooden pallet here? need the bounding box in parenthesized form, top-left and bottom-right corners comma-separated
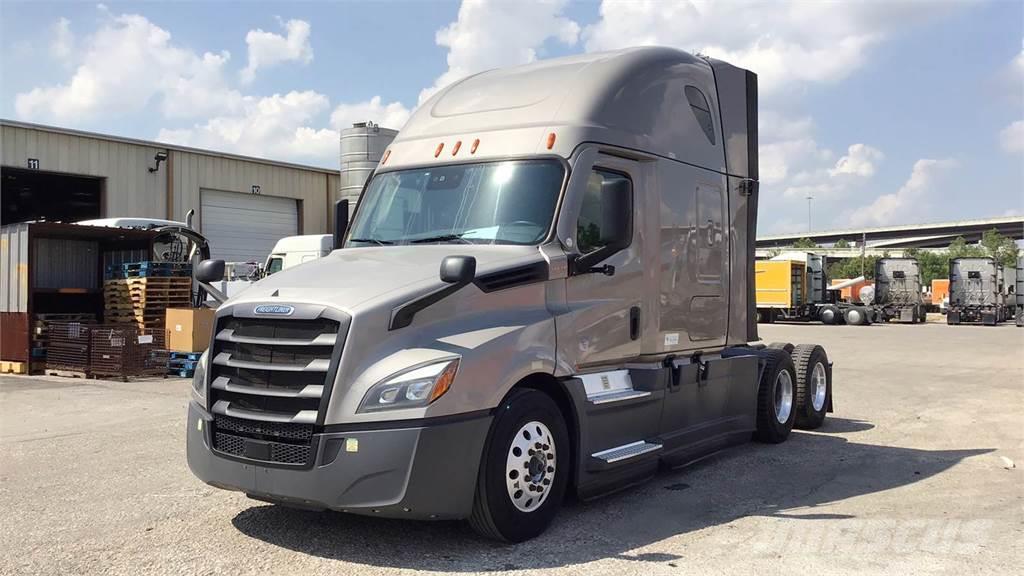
(45, 369, 90, 379)
(1, 360, 28, 374)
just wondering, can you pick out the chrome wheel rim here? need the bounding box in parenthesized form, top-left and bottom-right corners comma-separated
(774, 370, 793, 424)
(848, 310, 862, 324)
(505, 421, 556, 512)
(811, 362, 828, 412)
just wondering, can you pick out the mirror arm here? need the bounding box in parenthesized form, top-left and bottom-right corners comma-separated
(198, 280, 228, 305)
(569, 250, 618, 277)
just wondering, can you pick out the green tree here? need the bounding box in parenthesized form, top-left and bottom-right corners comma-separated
(828, 255, 881, 280)
(792, 237, 819, 249)
(980, 229, 1019, 268)
(915, 250, 949, 286)
(833, 238, 850, 248)
(947, 236, 986, 260)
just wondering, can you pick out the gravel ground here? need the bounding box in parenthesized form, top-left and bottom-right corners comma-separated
(1, 322, 1022, 575)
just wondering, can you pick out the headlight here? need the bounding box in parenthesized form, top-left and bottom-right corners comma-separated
(191, 349, 209, 405)
(357, 358, 460, 413)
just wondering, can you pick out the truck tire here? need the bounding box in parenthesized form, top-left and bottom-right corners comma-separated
(791, 344, 831, 430)
(468, 388, 569, 542)
(843, 306, 866, 326)
(767, 342, 795, 354)
(819, 304, 839, 325)
(754, 349, 798, 444)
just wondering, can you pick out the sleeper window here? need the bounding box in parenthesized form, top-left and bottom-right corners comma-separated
(685, 86, 716, 145)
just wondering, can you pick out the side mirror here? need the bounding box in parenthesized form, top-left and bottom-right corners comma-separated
(195, 259, 225, 283)
(333, 199, 350, 250)
(573, 180, 631, 275)
(440, 255, 476, 284)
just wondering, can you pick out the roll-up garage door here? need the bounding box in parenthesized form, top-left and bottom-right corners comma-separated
(201, 190, 298, 263)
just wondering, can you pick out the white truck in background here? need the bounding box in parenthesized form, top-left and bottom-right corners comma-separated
(263, 234, 333, 276)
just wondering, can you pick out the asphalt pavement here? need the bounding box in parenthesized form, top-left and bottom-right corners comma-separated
(1, 322, 1021, 575)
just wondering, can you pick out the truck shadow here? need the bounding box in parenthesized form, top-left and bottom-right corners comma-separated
(230, 420, 990, 571)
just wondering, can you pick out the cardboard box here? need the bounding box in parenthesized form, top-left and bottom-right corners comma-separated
(165, 308, 216, 353)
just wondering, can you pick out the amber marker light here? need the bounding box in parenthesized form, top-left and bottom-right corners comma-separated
(470, 139, 480, 154)
(434, 143, 444, 158)
(381, 149, 391, 165)
(451, 140, 462, 156)
(429, 360, 460, 404)
(546, 132, 557, 150)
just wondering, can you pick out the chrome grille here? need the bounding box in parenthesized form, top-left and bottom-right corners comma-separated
(206, 308, 347, 468)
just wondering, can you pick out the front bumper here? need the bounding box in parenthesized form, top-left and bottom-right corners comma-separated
(186, 401, 491, 519)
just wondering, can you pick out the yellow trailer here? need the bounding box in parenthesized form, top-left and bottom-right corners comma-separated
(756, 260, 807, 308)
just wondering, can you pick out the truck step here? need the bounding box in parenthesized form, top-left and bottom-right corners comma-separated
(588, 389, 651, 405)
(591, 440, 662, 465)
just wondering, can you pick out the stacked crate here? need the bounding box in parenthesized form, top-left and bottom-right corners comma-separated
(32, 313, 98, 368)
(103, 262, 192, 345)
(45, 322, 95, 377)
(89, 324, 169, 381)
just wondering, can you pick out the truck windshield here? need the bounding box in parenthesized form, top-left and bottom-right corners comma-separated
(347, 159, 564, 246)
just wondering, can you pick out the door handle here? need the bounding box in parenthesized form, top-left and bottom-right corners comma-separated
(629, 306, 640, 341)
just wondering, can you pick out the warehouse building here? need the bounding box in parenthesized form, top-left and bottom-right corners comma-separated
(0, 120, 396, 263)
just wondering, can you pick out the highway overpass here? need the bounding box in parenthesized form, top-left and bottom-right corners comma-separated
(757, 216, 1024, 249)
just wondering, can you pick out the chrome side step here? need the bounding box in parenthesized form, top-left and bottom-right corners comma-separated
(591, 440, 663, 464)
(589, 389, 651, 405)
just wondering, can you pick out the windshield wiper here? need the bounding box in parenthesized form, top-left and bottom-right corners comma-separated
(409, 233, 472, 244)
(349, 237, 394, 246)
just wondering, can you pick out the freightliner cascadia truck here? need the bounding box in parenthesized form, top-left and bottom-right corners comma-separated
(186, 47, 836, 542)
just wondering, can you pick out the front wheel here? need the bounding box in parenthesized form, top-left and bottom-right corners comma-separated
(469, 389, 569, 542)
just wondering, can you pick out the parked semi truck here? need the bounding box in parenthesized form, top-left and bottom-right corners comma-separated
(185, 47, 836, 542)
(1016, 256, 1023, 327)
(948, 257, 1004, 325)
(873, 257, 926, 323)
(754, 253, 884, 326)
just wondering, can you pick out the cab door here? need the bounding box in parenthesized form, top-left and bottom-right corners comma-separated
(558, 150, 645, 369)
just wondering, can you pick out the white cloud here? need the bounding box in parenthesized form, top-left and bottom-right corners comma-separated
(845, 158, 957, 227)
(583, 0, 951, 94)
(419, 0, 580, 103)
(240, 19, 313, 84)
(157, 91, 337, 164)
(329, 96, 411, 132)
(50, 17, 74, 62)
(16, 13, 240, 122)
(829, 144, 884, 177)
(1000, 121, 1024, 154)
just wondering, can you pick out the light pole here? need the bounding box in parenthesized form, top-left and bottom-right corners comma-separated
(805, 195, 813, 233)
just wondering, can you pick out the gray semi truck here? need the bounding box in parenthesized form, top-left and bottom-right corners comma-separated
(948, 257, 1005, 325)
(873, 257, 927, 323)
(185, 47, 835, 542)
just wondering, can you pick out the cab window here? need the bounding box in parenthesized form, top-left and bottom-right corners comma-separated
(576, 169, 632, 254)
(265, 257, 284, 275)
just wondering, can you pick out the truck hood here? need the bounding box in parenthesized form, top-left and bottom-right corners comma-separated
(227, 244, 546, 311)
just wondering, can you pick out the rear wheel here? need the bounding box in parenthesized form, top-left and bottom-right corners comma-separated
(844, 306, 869, 326)
(819, 304, 839, 325)
(792, 344, 831, 430)
(755, 349, 798, 443)
(469, 389, 569, 542)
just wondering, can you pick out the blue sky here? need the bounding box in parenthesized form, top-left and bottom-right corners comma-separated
(1, 0, 1021, 234)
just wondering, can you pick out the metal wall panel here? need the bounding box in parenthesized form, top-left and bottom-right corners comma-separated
(0, 223, 29, 312)
(32, 238, 99, 289)
(1, 124, 167, 219)
(3, 123, 340, 237)
(172, 150, 331, 236)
